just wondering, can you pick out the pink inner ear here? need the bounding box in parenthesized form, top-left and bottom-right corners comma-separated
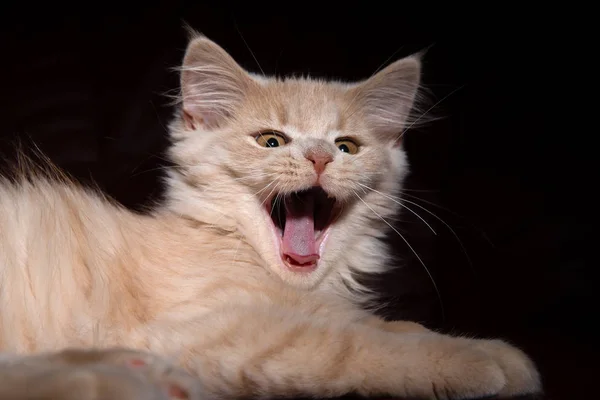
(182, 106, 223, 131)
(183, 110, 197, 130)
(201, 110, 221, 129)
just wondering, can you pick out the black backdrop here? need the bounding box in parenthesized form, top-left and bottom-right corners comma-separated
(0, 3, 594, 399)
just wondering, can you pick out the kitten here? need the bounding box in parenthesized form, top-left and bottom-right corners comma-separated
(0, 32, 542, 400)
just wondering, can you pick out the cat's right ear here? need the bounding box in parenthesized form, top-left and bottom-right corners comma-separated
(347, 54, 422, 146)
(179, 34, 253, 131)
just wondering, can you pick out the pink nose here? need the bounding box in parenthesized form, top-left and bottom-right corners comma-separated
(305, 150, 333, 175)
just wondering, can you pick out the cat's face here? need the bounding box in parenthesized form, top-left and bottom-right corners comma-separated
(167, 34, 421, 290)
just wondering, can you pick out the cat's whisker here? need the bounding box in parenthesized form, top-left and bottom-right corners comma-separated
(260, 179, 283, 208)
(398, 197, 474, 270)
(393, 85, 463, 144)
(380, 191, 451, 217)
(234, 21, 265, 76)
(371, 190, 451, 214)
(399, 191, 495, 247)
(231, 172, 274, 182)
(397, 188, 439, 193)
(271, 194, 279, 219)
(272, 193, 284, 230)
(365, 187, 456, 217)
(394, 191, 463, 219)
(358, 182, 473, 271)
(231, 176, 264, 182)
(130, 165, 176, 179)
(352, 190, 445, 321)
(253, 179, 278, 198)
(357, 183, 437, 235)
(371, 46, 406, 78)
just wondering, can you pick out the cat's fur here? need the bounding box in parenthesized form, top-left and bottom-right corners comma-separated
(0, 33, 542, 399)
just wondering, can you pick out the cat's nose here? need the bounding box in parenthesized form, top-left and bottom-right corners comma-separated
(305, 149, 333, 175)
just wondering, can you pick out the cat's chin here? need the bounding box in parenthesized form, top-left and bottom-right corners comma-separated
(264, 186, 341, 274)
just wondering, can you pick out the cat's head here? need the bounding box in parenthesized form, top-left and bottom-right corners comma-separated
(166, 33, 422, 291)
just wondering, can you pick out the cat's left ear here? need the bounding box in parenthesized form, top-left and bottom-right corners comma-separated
(179, 34, 255, 131)
(348, 54, 422, 145)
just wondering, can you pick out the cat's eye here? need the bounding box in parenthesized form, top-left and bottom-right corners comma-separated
(255, 131, 288, 148)
(335, 138, 359, 155)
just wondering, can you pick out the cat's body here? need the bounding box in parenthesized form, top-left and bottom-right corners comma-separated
(0, 33, 542, 400)
(0, 177, 369, 351)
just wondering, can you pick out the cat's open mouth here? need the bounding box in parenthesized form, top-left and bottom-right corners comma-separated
(266, 187, 341, 272)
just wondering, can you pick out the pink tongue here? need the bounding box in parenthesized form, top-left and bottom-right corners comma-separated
(282, 193, 319, 266)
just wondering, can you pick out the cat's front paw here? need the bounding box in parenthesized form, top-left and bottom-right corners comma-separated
(416, 338, 507, 399)
(55, 348, 206, 399)
(472, 339, 542, 398)
(410, 335, 542, 400)
(0, 348, 205, 400)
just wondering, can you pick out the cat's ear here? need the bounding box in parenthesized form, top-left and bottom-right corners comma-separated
(349, 54, 422, 144)
(180, 34, 253, 130)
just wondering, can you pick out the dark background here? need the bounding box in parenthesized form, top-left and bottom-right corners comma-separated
(0, 3, 594, 399)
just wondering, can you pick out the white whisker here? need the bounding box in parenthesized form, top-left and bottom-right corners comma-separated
(358, 182, 473, 270)
(357, 183, 436, 235)
(260, 176, 284, 208)
(352, 190, 444, 320)
(254, 179, 278, 197)
(272, 193, 285, 229)
(231, 173, 272, 182)
(130, 165, 174, 178)
(394, 85, 463, 144)
(397, 197, 473, 270)
(234, 22, 265, 76)
(398, 188, 438, 193)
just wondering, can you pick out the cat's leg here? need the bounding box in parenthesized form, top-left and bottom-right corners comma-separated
(374, 317, 540, 398)
(459, 337, 541, 399)
(363, 315, 541, 398)
(157, 307, 540, 400)
(362, 313, 541, 398)
(0, 348, 204, 400)
(363, 316, 433, 333)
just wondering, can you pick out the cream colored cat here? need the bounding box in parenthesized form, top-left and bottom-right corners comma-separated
(0, 32, 542, 400)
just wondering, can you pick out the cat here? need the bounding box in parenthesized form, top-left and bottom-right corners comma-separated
(0, 31, 542, 400)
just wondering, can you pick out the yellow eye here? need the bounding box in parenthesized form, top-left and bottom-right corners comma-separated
(255, 132, 288, 148)
(335, 138, 359, 155)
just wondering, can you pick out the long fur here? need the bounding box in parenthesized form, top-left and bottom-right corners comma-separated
(0, 34, 541, 400)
